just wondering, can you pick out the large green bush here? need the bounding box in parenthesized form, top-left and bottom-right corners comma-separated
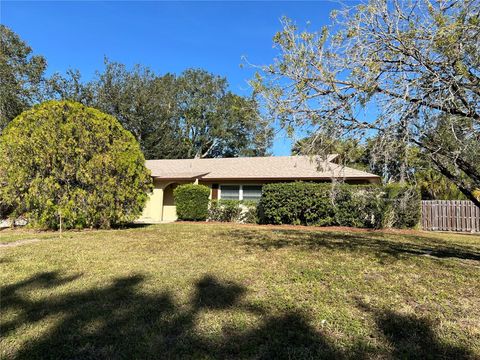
(258, 182, 420, 229)
(0, 101, 152, 229)
(174, 184, 210, 221)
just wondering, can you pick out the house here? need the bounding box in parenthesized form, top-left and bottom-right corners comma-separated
(139, 155, 381, 223)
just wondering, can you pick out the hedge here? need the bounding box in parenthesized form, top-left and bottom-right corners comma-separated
(258, 182, 420, 229)
(383, 184, 422, 228)
(174, 184, 210, 221)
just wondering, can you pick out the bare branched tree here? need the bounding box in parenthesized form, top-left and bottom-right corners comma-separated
(251, 0, 480, 206)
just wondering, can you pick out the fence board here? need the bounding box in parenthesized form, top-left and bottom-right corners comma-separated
(422, 200, 480, 232)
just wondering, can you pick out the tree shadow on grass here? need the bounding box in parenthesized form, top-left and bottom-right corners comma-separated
(1, 271, 346, 359)
(1, 271, 475, 359)
(225, 228, 480, 263)
(111, 223, 156, 230)
(357, 301, 474, 360)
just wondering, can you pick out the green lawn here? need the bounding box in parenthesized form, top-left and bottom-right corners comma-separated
(1, 223, 479, 359)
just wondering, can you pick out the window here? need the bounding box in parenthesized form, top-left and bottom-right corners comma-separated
(219, 185, 240, 200)
(242, 185, 262, 202)
(219, 185, 262, 201)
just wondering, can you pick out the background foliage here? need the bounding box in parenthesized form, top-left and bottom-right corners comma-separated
(293, 135, 468, 201)
(0, 101, 152, 229)
(0, 24, 47, 131)
(1, 24, 273, 160)
(174, 184, 211, 221)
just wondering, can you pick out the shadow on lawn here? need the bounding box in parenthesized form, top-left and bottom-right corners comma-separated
(228, 228, 480, 262)
(1, 272, 474, 359)
(357, 301, 474, 360)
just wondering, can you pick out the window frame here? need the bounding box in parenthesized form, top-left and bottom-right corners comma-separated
(241, 185, 263, 202)
(218, 184, 262, 201)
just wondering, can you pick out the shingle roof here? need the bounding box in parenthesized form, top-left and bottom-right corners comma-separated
(145, 155, 380, 181)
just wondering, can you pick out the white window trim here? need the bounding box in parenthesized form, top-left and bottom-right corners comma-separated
(218, 184, 262, 201)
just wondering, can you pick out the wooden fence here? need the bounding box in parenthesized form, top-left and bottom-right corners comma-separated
(421, 200, 480, 232)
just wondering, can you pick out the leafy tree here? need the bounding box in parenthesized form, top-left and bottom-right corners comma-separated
(177, 69, 272, 158)
(46, 69, 94, 105)
(421, 114, 480, 202)
(48, 61, 184, 159)
(50, 62, 273, 159)
(0, 101, 152, 229)
(91, 61, 184, 159)
(0, 25, 47, 131)
(292, 134, 369, 171)
(252, 0, 480, 206)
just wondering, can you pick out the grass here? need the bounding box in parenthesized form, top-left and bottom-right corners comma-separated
(1, 223, 479, 359)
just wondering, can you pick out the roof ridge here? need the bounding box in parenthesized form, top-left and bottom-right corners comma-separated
(145, 154, 338, 162)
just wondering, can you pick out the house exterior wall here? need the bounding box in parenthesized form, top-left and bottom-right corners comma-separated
(138, 177, 379, 223)
(138, 179, 207, 223)
(139, 178, 166, 223)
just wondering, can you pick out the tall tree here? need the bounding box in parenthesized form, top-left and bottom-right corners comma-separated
(0, 25, 47, 131)
(50, 63, 273, 159)
(90, 61, 183, 159)
(252, 0, 480, 206)
(177, 69, 272, 158)
(421, 114, 480, 201)
(46, 69, 93, 105)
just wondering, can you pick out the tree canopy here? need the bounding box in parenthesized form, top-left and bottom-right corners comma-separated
(252, 0, 480, 206)
(0, 101, 152, 229)
(48, 61, 273, 159)
(0, 25, 47, 131)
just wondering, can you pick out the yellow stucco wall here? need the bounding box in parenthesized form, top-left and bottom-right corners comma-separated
(139, 179, 165, 223)
(139, 179, 205, 223)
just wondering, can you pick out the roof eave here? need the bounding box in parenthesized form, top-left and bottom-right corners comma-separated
(151, 175, 380, 181)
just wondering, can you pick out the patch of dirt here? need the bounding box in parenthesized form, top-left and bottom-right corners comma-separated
(0, 238, 41, 248)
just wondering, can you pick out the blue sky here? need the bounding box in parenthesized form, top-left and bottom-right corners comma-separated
(1, 1, 341, 155)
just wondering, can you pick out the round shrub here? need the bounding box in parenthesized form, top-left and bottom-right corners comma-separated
(174, 184, 210, 221)
(0, 100, 152, 229)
